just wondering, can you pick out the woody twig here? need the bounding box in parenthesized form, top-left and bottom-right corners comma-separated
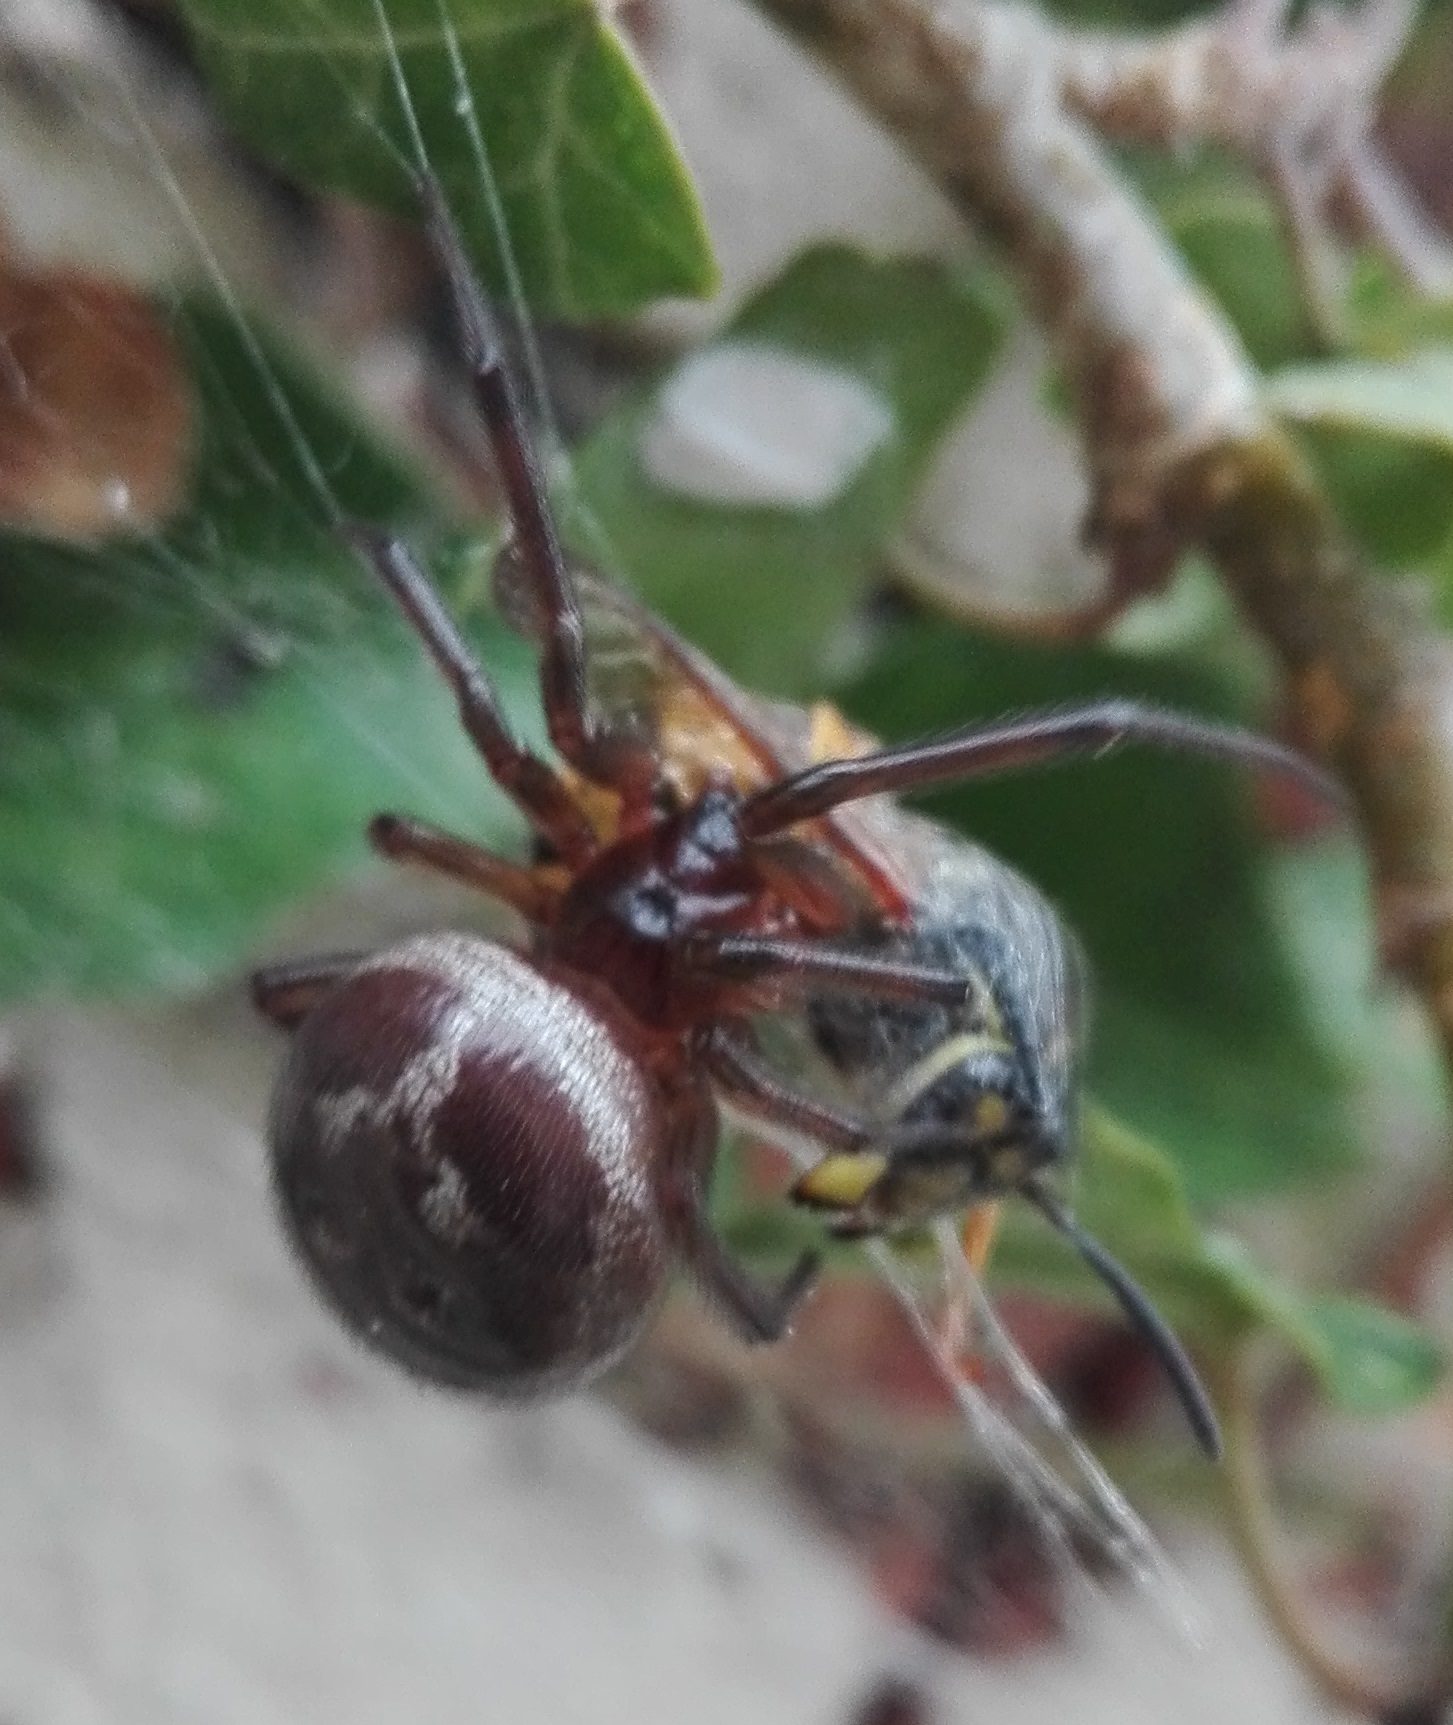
(1054, 0, 1453, 330)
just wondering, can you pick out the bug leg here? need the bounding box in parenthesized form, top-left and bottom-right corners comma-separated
(685, 934, 981, 1012)
(415, 176, 601, 780)
(701, 1027, 882, 1152)
(250, 955, 361, 1029)
(369, 813, 563, 923)
(345, 526, 595, 865)
(740, 698, 1346, 838)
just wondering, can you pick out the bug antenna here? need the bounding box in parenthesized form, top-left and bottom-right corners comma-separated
(1021, 1178, 1223, 1462)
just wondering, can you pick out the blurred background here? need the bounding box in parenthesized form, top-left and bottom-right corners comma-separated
(2, 0, 1453, 1717)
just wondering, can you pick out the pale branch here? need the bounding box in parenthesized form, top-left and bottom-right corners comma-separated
(1050, 0, 1453, 323)
(1054, 0, 1413, 149)
(1341, 137, 1453, 298)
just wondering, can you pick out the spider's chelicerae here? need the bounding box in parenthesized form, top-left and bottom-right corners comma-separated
(252, 177, 1341, 1460)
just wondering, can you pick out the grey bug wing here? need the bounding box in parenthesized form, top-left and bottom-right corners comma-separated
(749, 695, 1089, 1083)
(915, 817, 1088, 1127)
(797, 796, 1090, 1221)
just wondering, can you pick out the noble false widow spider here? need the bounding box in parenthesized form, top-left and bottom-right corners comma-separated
(253, 177, 1342, 1459)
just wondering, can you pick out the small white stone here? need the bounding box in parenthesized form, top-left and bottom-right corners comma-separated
(639, 342, 893, 509)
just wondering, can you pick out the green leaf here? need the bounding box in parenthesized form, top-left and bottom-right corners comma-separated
(571, 246, 1010, 692)
(1296, 1297, 1447, 1413)
(177, 0, 715, 315)
(0, 603, 531, 999)
(1041, 0, 1210, 31)
(1209, 1249, 1448, 1415)
(993, 1110, 1444, 1416)
(832, 617, 1358, 1201)
(0, 302, 530, 1004)
(1267, 351, 1453, 565)
(1263, 837, 1446, 1127)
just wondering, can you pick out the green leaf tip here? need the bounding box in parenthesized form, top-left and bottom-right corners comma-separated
(176, 0, 716, 316)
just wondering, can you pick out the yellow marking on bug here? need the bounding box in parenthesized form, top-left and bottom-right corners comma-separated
(793, 1152, 887, 1210)
(961, 1201, 1002, 1275)
(881, 1029, 1013, 1122)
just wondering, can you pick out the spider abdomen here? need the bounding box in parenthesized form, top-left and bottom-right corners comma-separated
(268, 931, 672, 1396)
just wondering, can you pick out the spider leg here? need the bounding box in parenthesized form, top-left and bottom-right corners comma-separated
(740, 699, 1346, 838)
(701, 1026, 882, 1152)
(685, 934, 978, 1011)
(681, 1202, 821, 1344)
(251, 955, 361, 1029)
(416, 176, 600, 779)
(346, 526, 595, 865)
(369, 813, 563, 923)
(662, 1078, 820, 1343)
(703, 1029, 979, 1168)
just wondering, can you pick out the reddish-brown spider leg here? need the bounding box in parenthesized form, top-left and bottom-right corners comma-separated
(415, 176, 600, 779)
(663, 1090, 820, 1343)
(369, 813, 562, 923)
(740, 698, 1346, 837)
(701, 1027, 880, 1152)
(251, 956, 360, 1029)
(703, 1030, 965, 1172)
(681, 1199, 821, 1343)
(686, 933, 977, 1012)
(345, 525, 595, 866)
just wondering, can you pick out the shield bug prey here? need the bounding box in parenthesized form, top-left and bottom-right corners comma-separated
(252, 175, 1341, 1457)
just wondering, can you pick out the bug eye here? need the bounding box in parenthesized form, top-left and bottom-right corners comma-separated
(266, 932, 674, 1397)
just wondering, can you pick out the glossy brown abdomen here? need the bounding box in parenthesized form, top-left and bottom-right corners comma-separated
(268, 932, 672, 1396)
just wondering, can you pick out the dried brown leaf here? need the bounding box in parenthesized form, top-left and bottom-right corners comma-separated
(0, 249, 191, 540)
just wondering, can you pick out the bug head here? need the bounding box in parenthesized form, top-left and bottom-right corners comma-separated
(792, 1053, 1071, 1235)
(799, 887, 1089, 1234)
